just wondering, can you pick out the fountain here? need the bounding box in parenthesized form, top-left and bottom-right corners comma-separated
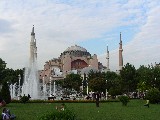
(9, 26, 62, 100)
(21, 25, 40, 99)
(22, 63, 39, 99)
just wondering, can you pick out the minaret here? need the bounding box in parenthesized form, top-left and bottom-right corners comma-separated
(30, 25, 37, 66)
(106, 45, 110, 71)
(119, 32, 123, 71)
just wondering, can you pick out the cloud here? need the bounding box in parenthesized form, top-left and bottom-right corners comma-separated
(0, 0, 160, 71)
(99, 0, 160, 71)
(0, 19, 14, 34)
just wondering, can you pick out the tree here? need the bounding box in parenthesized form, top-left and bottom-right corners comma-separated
(1, 81, 11, 104)
(145, 88, 160, 104)
(0, 58, 6, 84)
(63, 73, 82, 92)
(136, 65, 151, 91)
(120, 63, 136, 92)
(108, 77, 122, 97)
(89, 77, 106, 92)
(136, 65, 160, 91)
(151, 66, 160, 90)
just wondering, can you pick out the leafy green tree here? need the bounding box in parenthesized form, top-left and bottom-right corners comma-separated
(87, 71, 106, 82)
(136, 65, 160, 91)
(0, 58, 6, 84)
(145, 88, 160, 104)
(105, 71, 122, 96)
(108, 77, 122, 97)
(136, 65, 151, 90)
(151, 66, 160, 90)
(63, 73, 82, 92)
(89, 77, 106, 92)
(120, 63, 136, 92)
(137, 81, 148, 93)
(87, 71, 106, 92)
(1, 81, 11, 104)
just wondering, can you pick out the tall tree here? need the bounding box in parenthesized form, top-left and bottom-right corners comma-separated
(120, 63, 136, 92)
(63, 73, 82, 92)
(1, 81, 11, 104)
(89, 77, 106, 92)
(136, 65, 151, 91)
(0, 58, 6, 84)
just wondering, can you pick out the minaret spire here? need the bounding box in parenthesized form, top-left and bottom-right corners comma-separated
(106, 45, 110, 71)
(31, 25, 35, 36)
(30, 25, 37, 66)
(119, 32, 123, 71)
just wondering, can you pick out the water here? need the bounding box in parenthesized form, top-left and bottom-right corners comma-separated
(22, 62, 39, 99)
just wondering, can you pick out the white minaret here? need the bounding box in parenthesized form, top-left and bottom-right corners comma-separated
(30, 25, 37, 67)
(106, 45, 110, 71)
(119, 32, 123, 71)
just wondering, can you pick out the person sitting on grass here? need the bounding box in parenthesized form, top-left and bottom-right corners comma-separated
(2, 108, 16, 120)
(144, 99, 149, 108)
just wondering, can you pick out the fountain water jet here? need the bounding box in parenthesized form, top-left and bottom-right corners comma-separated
(21, 25, 40, 99)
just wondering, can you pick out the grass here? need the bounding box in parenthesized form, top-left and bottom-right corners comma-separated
(1, 99, 160, 120)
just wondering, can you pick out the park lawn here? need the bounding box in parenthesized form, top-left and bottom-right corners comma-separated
(2, 99, 160, 120)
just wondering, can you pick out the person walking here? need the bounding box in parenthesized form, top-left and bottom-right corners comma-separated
(95, 92, 100, 107)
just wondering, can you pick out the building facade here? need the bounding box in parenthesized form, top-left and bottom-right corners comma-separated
(39, 45, 104, 83)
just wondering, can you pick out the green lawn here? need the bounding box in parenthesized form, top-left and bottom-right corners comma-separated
(2, 100, 160, 120)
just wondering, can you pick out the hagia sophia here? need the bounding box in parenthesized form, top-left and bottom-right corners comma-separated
(29, 26, 123, 83)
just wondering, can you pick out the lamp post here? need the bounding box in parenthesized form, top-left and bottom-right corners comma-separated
(18, 74, 21, 99)
(86, 81, 88, 95)
(86, 74, 88, 95)
(106, 80, 108, 100)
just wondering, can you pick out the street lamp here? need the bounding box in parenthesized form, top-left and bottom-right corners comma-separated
(86, 81, 88, 95)
(106, 80, 108, 100)
(86, 74, 88, 95)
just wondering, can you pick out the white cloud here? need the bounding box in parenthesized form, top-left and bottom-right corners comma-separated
(99, 0, 160, 71)
(0, 0, 160, 71)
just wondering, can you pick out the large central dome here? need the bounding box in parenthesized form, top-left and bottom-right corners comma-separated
(61, 44, 91, 57)
(64, 45, 87, 52)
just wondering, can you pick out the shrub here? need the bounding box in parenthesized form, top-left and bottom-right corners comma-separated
(20, 95, 29, 104)
(39, 106, 78, 120)
(145, 88, 160, 104)
(118, 95, 129, 106)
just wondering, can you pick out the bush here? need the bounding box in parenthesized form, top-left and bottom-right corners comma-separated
(39, 106, 78, 120)
(20, 95, 29, 104)
(145, 88, 160, 104)
(118, 95, 129, 106)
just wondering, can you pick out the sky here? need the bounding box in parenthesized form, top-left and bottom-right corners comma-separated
(0, 0, 160, 71)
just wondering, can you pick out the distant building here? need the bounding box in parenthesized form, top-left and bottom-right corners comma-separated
(39, 45, 105, 83)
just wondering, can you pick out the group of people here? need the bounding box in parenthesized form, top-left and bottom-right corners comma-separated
(0, 96, 16, 120)
(2, 108, 16, 120)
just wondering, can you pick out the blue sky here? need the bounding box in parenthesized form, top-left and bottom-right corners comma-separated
(0, 0, 160, 71)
